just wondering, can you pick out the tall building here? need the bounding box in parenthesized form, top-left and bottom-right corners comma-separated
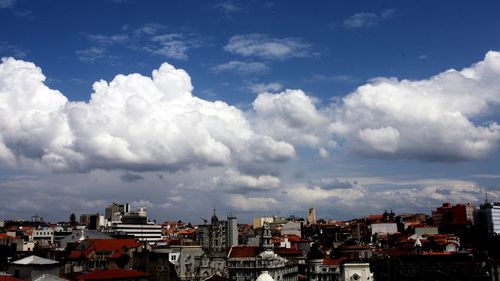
(307, 208, 316, 225)
(105, 202, 130, 223)
(477, 201, 500, 235)
(227, 216, 238, 248)
(431, 203, 475, 230)
(104, 204, 161, 244)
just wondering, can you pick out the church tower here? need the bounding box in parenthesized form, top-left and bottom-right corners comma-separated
(260, 221, 273, 250)
(209, 209, 224, 254)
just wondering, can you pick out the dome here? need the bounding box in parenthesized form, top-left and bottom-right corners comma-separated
(256, 271, 274, 281)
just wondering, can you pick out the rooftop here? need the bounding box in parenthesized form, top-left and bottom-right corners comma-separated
(12, 255, 58, 265)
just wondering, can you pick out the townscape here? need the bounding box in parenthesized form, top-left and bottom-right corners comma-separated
(2, 1, 500, 281)
(1, 200, 500, 281)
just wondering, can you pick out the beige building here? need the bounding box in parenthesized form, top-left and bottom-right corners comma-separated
(307, 208, 316, 225)
(253, 217, 274, 229)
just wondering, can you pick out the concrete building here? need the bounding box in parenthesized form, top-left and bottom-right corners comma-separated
(253, 217, 274, 229)
(370, 223, 398, 236)
(9, 255, 59, 281)
(227, 216, 238, 248)
(477, 201, 500, 235)
(105, 202, 131, 223)
(31, 227, 54, 245)
(104, 206, 162, 244)
(431, 203, 475, 230)
(109, 221, 162, 244)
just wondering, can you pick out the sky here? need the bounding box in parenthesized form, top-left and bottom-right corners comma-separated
(1, 0, 500, 224)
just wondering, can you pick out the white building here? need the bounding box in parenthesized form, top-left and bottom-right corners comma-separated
(110, 221, 162, 244)
(31, 227, 54, 244)
(341, 263, 373, 281)
(479, 201, 500, 234)
(370, 223, 398, 236)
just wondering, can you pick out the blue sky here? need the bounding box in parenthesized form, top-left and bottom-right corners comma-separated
(1, 0, 500, 223)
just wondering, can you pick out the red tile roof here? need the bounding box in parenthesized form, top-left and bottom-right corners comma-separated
(69, 239, 140, 259)
(323, 256, 346, 266)
(274, 248, 303, 257)
(0, 233, 17, 239)
(79, 269, 149, 281)
(228, 246, 260, 258)
(368, 215, 383, 220)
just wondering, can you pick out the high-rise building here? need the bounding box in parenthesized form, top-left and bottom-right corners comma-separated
(227, 216, 238, 248)
(104, 202, 130, 223)
(431, 203, 475, 230)
(477, 201, 500, 235)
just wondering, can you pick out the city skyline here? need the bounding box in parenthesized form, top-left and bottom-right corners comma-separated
(1, 1, 500, 223)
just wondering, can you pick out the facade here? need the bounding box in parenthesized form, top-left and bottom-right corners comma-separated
(370, 223, 398, 236)
(227, 223, 298, 281)
(478, 201, 500, 235)
(105, 202, 131, 223)
(432, 203, 475, 230)
(340, 263, 373, 281)
(31, 227, 54, 245)
(198, 211, 238, 250)
(307, 256, 341, 281)
(253, 217, 274, 229)
(133, 249, 180, 281)
(227, 216, 238, 248)
(110, 221, 162, 244)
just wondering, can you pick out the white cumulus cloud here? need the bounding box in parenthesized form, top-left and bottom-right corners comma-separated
(250, 51, 500, 162)
(332, 51, 500, 161)
(0, 57, 295, 172)
(252, 89, 335, 151)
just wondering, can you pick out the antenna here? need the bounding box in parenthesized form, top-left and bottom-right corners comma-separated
(200, 216, 207, 225)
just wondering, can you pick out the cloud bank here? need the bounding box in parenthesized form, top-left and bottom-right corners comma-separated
(1, 50, 500, 180)
(253, 51, 500, 161)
